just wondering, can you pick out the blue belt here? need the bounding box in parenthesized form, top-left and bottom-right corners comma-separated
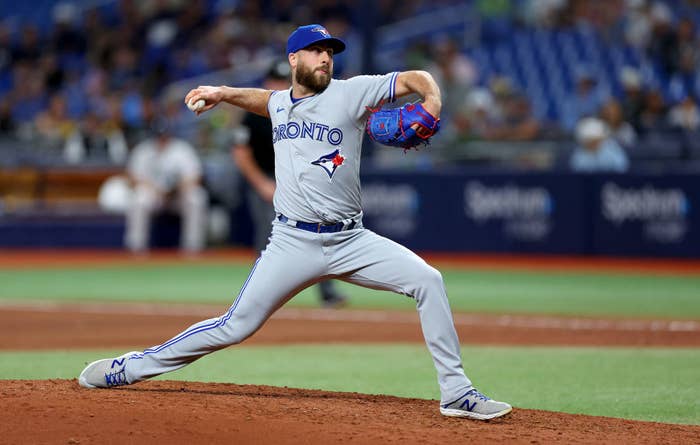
(277, 214, 356, 233)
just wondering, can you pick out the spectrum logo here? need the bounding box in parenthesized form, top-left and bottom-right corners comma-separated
(464, 181, 553, 241)
(464, 181, 553, 222)
(601, 182, 689, 225)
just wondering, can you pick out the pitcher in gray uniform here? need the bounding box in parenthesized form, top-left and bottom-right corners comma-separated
(79, 24, 512, 421)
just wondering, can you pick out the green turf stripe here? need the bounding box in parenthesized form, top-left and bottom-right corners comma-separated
(2, 345, 698, 425)
(1, 264, 699, 318)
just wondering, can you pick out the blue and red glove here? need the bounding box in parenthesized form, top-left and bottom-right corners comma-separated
(366, 102, 440, 149)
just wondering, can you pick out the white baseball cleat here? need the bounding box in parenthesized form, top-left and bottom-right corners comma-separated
(440, 388, 512, 420)
(78, 351, 140, 389)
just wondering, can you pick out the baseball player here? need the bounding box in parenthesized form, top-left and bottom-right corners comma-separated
(233, 59, 348, 308)
(125, 118, 208, 253)
(79, 24, 512, 421)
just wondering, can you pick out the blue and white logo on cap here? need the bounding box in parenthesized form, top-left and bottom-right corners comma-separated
(312, 26, 331, 38)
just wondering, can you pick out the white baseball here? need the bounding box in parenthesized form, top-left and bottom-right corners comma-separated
(187, 98, 205, 112)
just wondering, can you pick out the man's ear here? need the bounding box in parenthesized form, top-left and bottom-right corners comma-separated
(288, 53, 296, 70)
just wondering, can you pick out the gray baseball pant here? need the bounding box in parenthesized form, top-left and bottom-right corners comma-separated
(124, 220, 472, 403)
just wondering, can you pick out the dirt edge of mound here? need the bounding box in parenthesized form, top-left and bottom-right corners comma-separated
(1, 380, 697, 445)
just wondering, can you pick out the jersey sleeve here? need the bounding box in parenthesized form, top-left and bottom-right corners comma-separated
(266, 89, 283, 118)
(341, 72, 399, 122)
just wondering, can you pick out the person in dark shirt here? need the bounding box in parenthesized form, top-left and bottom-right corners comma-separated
(232, 60, 348, 308)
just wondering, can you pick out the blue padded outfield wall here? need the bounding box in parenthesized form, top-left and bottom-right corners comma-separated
(0, 170, 698, 258)
(360, 170, 699, 258)
(588, 174, 699, 257)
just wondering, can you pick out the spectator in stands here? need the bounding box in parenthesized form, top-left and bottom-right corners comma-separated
(50, 2, 87, 61)
(599, 98, 637, 150)
(520, 0, 569, 29)
(63, 111, 129, 165)
(618, 66, 645, 130)
(638, 89, 671, 134)
(570, 0, 623, 37)
(109, 45, 141, 92)
(456, 88, 499, 140)
(668, 94, 700, 132)
(0, 24, 12, 84)
(0, 98, 14, 134)
(668, 18, 699, 94)
(673, 91, 700, 158)
(11, 25, 41, 64)
(623, 0, 653, 49)
(489, 75, 514, 122)
(427, 37, 477, 120)
(646, 2, 676, 75)
(10, 63, 48, 131)
(569, 117, 629, 172)
(40, 53, 65, 95)
(483, 91, 541, 141)
(124, 117, 208, 254)
(35, 94, 79, 152)
(561, 65, 608, 132)
(424, 36, 477, 149)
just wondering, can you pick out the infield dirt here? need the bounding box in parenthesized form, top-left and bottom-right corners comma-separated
(1, 303, 699, 444)
(2, 379, 699, 445)
(2, 250, 699, 443)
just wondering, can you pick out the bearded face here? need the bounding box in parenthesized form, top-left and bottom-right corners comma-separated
(294, 57, 332, 93)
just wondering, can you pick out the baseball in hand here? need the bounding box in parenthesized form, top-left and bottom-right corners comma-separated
(187, 98, 206, 112)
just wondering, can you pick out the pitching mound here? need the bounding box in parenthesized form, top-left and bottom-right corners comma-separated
(1, 380, 698, 444)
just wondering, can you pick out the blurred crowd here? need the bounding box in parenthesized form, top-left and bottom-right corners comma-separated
(0, 0, 416, 164)
(419, 0, 700, 171)
(0, 0, 699, 172)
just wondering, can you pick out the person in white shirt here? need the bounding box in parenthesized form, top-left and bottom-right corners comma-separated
(569, 117, 629, 173)
(668, 95, 700, 132)
(125, 118, 208, 253)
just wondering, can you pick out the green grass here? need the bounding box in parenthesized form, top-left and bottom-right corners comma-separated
(1, 263, 699, 318)
(1, 345, 698, 425)
(1, 261, 698, 425)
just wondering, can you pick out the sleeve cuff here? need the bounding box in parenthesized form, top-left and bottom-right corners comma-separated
(267, 90, 279, 115)
(389, 72, 399, 103)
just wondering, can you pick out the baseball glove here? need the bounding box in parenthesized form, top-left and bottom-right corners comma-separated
(366, 102, 440, 149)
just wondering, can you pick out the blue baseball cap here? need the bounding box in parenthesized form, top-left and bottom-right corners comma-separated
(286, 24, 346, 55)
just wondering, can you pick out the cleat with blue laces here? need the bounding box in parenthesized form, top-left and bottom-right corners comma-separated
(440, 388, 512, 420)
(78, 351, 140, 389)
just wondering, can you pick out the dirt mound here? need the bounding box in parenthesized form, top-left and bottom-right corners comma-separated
(1, 380, 697, 444)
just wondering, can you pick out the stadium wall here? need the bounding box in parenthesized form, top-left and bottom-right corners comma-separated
(1, 170, 698, 258)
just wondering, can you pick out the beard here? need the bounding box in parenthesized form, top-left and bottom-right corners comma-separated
(295, 61, 332, 93)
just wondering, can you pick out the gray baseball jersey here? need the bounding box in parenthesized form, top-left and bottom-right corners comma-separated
(268, 72, 398, 223)
(120, 72, 473, 406)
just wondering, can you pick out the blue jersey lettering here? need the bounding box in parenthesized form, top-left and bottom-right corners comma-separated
(272, 121, 343, 146)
